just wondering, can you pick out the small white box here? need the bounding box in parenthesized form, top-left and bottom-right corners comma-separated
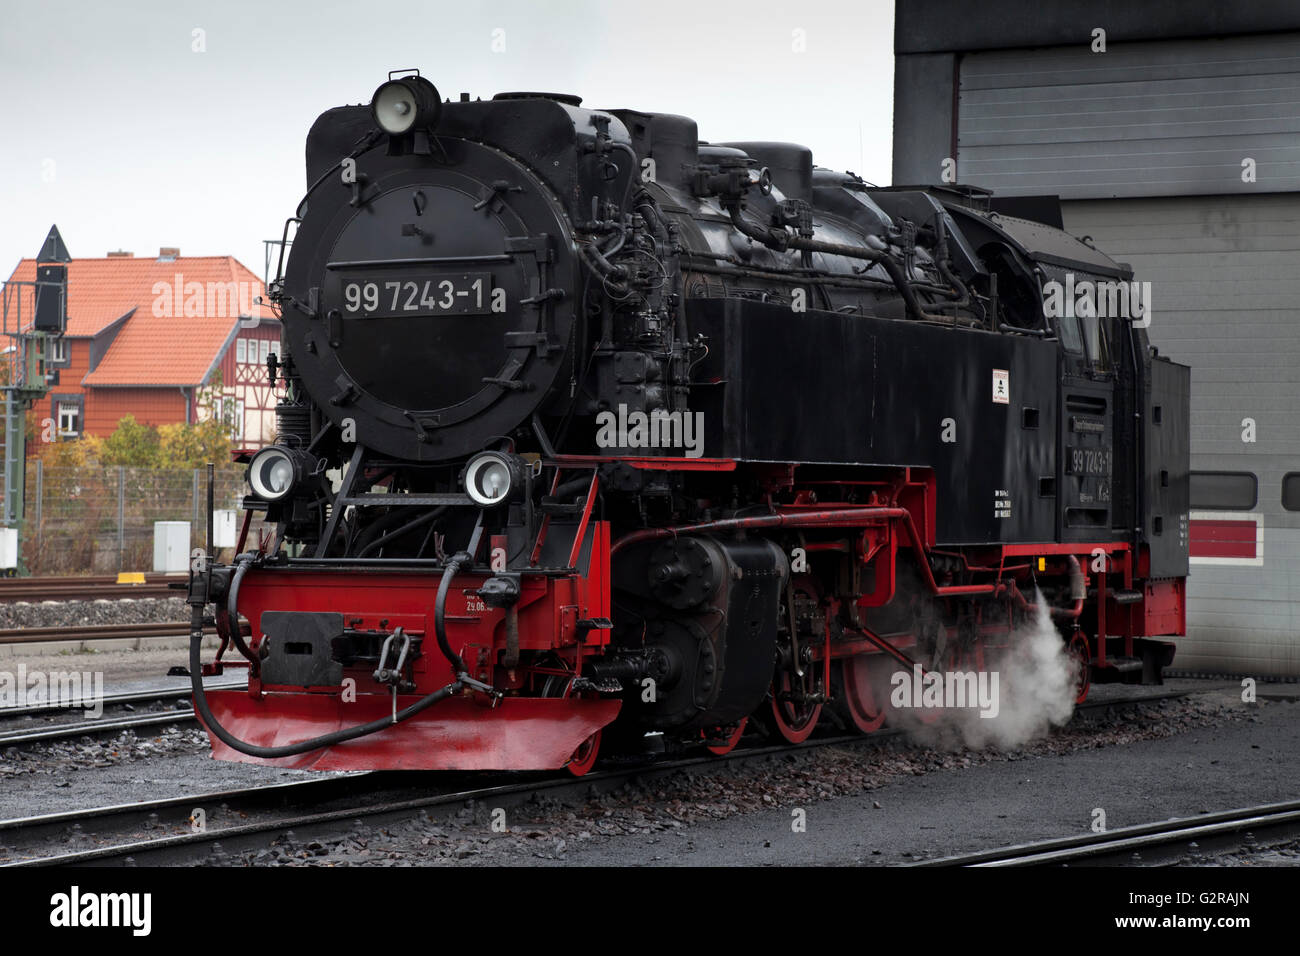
(0, 528, 17, 570)
(153, 521, 191, 573)
(213, 510, 237, 549)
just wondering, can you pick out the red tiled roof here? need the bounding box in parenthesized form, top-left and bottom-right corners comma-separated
(6, 254, 277, 387)
(82, 311, 241, 387)
(7, 255, 274, 337)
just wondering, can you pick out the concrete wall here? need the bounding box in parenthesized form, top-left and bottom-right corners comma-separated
(1064, 195, 1300, 676)
(956, 35, 1300, 199)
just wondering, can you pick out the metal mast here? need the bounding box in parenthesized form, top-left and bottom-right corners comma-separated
(1, 225, 69, 574)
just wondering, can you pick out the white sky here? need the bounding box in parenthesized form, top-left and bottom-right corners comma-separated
(0, 0, 896, 283)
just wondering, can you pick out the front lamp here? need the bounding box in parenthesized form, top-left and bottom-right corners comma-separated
(371, 74, 442, 136)
(463, 451, 525, 507)
(247, 445, 314, 502)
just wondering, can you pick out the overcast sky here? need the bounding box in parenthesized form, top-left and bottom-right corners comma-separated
(0, 0, 896, 284)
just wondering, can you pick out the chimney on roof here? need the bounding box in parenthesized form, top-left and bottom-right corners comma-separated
(106, 250, 133, 258)
(158, 246, 180, 261)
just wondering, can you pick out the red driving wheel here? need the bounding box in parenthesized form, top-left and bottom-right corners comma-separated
(838, 654, 887, 733)
(565, 729, 601, 777)
(702, 717, 748, 756)
(768, 669, 822, 743)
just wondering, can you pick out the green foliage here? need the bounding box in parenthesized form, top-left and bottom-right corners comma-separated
(96, 415, 161, 466)
(20, 371, 251, 574)
(35, 374, 235, 469)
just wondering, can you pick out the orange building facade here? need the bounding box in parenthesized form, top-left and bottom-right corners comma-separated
(7, 244, 282, 453)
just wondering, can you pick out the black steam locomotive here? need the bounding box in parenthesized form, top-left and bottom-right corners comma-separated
(188, 72, 1189, 773)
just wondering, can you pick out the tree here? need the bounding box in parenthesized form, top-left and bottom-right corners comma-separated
(23, 379, 244, 574)
(96, 415, 161, 466)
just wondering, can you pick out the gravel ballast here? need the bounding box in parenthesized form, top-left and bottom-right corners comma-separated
(0, 597, 189, 630)
(210, 689, 1293, 867)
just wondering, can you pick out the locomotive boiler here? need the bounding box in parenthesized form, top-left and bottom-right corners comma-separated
(186, 71, 1190, 773)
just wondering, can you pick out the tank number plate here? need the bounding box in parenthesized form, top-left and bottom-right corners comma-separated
(340, 272, 494, 318)
(1066, 446, 1112, 476)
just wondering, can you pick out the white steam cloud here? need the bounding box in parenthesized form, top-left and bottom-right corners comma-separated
(884, 590, 1080, 750)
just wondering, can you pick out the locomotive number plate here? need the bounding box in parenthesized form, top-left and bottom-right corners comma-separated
(1066, 446, 1112, 476)
(340, 272, 494, 318)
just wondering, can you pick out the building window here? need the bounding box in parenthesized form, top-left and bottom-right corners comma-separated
(48, 338, 69, 367)
(236, 339, 247, 363)
(233, 399, 246, 441)
(55, 398, 82, 438)
(1189, 471, 1257, 511)
(1282, 473, 1300, 512)
(260, 339, 270, 364)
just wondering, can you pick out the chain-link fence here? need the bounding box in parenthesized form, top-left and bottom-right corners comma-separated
(22, 464, 271, 574)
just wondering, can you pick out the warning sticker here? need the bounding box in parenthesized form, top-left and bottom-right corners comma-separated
(994, 489, 1012, 519)
(992, 369, 1009, 404)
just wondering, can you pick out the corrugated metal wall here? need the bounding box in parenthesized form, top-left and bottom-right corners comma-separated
(1063, 195, 1300, 676)
(957, 34, 1300, 198)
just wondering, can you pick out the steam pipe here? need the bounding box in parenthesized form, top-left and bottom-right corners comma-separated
(611, 507, 997, 598)
(579, 227, 630, 294)
(1007, 555, 1086, 620)
(355, 506, 447, 558)
(724, 201, 976, 325)
(723, 200, 885, 262)
(1059, 554, 1086, 620)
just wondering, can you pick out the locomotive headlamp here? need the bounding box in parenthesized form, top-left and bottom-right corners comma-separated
(371, 74, 442, 136)
(247, 445, 314, 502)
(463, 451, 525, 507)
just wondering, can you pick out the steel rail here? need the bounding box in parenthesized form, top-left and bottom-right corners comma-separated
(0, 621, 216, 645)
(0, 575, 178, 603)
(916, 800, 1300, 867)
(0, 686, 1207, 866)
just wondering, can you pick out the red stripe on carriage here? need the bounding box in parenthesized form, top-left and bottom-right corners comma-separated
(1188, 519, 1257, 559)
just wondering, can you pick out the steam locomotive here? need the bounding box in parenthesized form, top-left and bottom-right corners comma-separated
(187, 72, 1190, 774)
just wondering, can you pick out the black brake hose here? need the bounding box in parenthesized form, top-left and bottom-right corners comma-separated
(189, 549, 479, 759)
(435, 552, 472, 675)
(223, 553, 258, 665)
(189, 623, 462, 759)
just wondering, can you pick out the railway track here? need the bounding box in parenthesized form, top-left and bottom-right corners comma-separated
(0, 684, 1218, 866)
(0, 684, 243, 748)
(1, 735, 867, 866)
(0, 574, 179, 603)
(0, 676, 1203, 752)
(0, 685, 203, 721)
(917, 800, 1300, 866)
(0, 621, 215, 646)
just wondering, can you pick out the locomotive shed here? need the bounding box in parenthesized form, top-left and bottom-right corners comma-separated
(895, 1, 1300, 679)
